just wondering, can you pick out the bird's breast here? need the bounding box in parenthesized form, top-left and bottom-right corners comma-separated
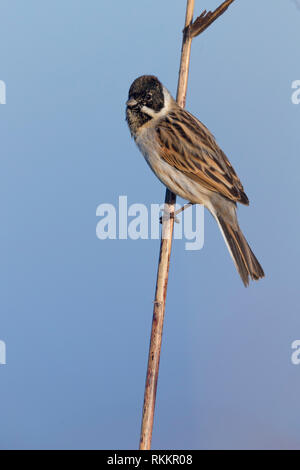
(135, 127, 211, 205)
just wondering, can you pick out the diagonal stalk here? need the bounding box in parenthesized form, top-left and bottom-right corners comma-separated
(139, 0, 236, 451)
(139, 0, 195, 451)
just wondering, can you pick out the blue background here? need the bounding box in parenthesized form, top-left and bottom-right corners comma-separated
(0, 0, 300, 449)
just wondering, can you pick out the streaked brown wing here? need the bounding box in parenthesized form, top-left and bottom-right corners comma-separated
(155, 109, 249, 205)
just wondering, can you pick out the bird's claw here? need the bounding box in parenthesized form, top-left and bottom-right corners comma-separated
(159, 212, 180, 224)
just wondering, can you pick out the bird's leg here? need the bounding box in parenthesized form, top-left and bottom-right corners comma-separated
(174, 202, 194, 218)
(159, 205, 179, 224)
(159, 202, 194, 224)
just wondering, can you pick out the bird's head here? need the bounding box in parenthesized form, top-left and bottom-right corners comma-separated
(126, 75, 171, 137)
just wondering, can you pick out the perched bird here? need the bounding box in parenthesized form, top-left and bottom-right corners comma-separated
(126, 75, 264, 286)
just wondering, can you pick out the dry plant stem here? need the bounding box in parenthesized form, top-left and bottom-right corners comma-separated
(190, 0, 235, 38)
(139, 0, 195, 451)
(139, 0, 236, 451)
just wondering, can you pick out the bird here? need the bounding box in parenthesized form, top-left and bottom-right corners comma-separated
(126, 75, 264, 286)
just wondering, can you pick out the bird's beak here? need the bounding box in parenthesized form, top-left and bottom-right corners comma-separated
(126, 98, 138, 108)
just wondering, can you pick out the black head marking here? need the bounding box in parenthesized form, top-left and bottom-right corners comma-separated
(128, 75, 164, 113)
(126, 75, 166, 137)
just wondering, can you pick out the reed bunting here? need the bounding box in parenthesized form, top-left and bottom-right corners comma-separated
(126, 75, 264, 286)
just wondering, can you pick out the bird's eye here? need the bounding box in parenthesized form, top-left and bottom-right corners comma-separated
(146, 93, 152, 101)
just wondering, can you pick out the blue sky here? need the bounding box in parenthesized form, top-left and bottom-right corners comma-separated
(0, 0, 300, 449)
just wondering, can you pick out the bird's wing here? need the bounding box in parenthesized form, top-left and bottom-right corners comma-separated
(155, 108, 249, 205)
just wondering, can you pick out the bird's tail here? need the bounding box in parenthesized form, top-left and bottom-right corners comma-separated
(215, 215, 264, 287)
